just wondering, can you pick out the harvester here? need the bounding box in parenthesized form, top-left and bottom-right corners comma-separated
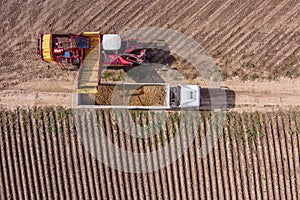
(38, 32, 146, 93)
(38, 32, 146, 69)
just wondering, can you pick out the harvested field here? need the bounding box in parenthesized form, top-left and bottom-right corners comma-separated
(0, 0, 300, 92)
(94, 84, 166, 106)
(0, 108, 299, 199)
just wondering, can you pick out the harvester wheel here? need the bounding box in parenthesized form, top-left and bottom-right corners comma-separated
(143, 59, 150, 64)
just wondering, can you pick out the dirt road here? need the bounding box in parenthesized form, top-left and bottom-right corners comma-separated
(1, 77, 299, 112)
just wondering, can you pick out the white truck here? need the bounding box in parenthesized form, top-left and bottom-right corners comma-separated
(76, 82, 201, 110)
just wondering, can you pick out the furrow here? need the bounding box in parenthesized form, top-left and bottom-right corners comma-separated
(96, 110, 110, 199)
(5, 112, 22, 200)
(163, 112, 176, 200)
(55, 111, 72, 200)
(204, 0, 272, 53)
(0, 114, 7, 200)
(117, 110, 134, 199)
(241, 113, 256, 200)
(152, 113, 165, 200)
(157, 0, 205, 30)
(264, 28, 300, 69)
(234, 0, 300, 61)
(63, 113, 79, 200)
(236, 114, 250, 199)
(182, 0, 238, 37)
(230, 113, 244, 199)
(259, 113, 275, 199)
(212, 113, 225, 200)
(19, 111, 36, 200)
(145, 112, 160, 200)
(11, 112, 28, 200)
(189, 113, 201, 199)
(131, 112, 145, 199)
(198, 0, 251, 47)
(48, 110, 65, 199)
(278, 112, 293, 199)
(249, 113, 263, 200)
(271, 113, 287, 200)
(264, 113, 280, 200)
(137, 112, 149, 199)
(178, 113, 190, 200)
(217, 0, 283, 57)
(71, 112, 86, 199)
(85, 111, 99, 200)
(291, 112, 300, 198)
(1, 113, 15, 200)
(30, 111, 48, 200)
(26, 111, 43, 200)
(252, 0, 300, 62)
(224, 114, 236, 200)
(102, 110, 118, 199)
(111, 110, 127, 200)
(201, 113, 213, 199)
(125, 111, 140, 200)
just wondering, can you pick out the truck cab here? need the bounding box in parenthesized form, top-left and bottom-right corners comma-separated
(170, 85, 201, 109)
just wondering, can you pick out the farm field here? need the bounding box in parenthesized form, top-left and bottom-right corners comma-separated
(1, 0, 300, 199)
(0, 108, 299, 199)
(0, 0, 300, 91)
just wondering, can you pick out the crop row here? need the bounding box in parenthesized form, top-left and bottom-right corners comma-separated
(0, 108, 299, 199)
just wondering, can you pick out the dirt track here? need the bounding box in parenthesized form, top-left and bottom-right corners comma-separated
(1, 77, 300, 112)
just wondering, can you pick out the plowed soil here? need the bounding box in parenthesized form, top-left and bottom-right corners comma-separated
(1, 0, 300, 89)
(0, 0, 300, 110)
(0, 108, 299, 200)
(1, 1, 300, 200)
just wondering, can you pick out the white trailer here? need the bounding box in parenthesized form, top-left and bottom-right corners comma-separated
(76, 82, 201, 110)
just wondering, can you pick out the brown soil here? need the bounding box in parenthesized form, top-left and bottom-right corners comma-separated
(1, 108, 299, 200)
(0, 0, 299, 110)
(1, 1, 300, 199)
(94, 84, 166, 106)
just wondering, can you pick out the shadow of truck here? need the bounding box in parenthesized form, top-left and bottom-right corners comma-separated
(199, 87, 236, 111)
